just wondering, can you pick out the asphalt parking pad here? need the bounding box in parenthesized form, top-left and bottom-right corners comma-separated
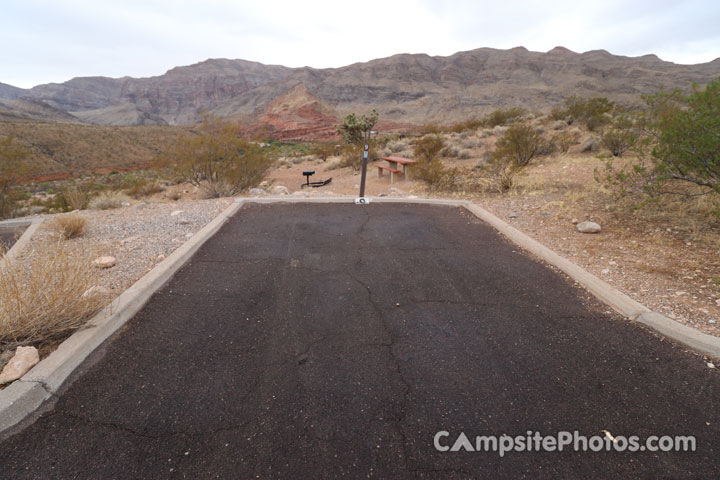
(0, 202, 718, 478)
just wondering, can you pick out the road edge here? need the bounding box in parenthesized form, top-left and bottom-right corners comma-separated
(460, 200, 720, 360)
(0, 200, 244, 435)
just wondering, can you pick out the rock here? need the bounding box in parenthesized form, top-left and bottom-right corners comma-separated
(249, 188, 265, 196)
(508, 212, 518, 218)
(0, 346, 40, 384)
(577, 221, 602, 233)
(571, 218, 579, 224)
(157, 254, 166, 261)
(93, 256, 116, 268)
(121, 201, 131, 207)
(81, 286, 111, 298)
(580, 136, 601, 153)
(601, 268, 611, 275)
(170, 210, 184, 217)
(709, 363, 716, 369)
(271, 185, 290, 195)
(178, 219, 190, 225)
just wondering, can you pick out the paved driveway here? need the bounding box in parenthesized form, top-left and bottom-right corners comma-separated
(0, 203, 717, 478)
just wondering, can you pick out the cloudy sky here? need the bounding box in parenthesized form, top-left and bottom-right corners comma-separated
(2, 0, 719, 88)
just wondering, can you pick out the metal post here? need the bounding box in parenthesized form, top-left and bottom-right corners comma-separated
(358, 131, 370, 198)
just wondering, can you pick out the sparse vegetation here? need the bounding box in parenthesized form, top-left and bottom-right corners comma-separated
(0, 136, 35, 219)
(169, 116, 272, 198)
(52, 214, 88, 239)
(599, 79, 720, 198)
(0, 241, 106, 346)
(88, 191, 131, 210)
(552, 131, 580, 153)
(483, 107, 527, 128)
(60, 185, 90, 211)
(412, 134, 460, 190)
(492, 123, 543, 167)
(551, 96, 613, 131)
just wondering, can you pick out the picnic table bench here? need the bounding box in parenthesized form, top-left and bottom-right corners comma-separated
(375, 156, 416, 184)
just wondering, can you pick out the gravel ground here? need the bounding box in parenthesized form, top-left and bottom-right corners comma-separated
(26, 198, 233, 294)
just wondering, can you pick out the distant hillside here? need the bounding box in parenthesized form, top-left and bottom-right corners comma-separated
(2, 46, 719, 138)
(0, 122, 189, 180)
(0, 82, 24, 100)
(0, 98, 81, 123)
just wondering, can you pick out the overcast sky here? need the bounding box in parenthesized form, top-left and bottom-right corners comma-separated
(2, 0, 719, 88)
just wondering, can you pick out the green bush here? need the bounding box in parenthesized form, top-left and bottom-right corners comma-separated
(169, 116, 272, 198)
(598, 79, 720, 196)
(492, 123, 542, 167)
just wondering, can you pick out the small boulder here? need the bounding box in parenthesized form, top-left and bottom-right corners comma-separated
(271, 185, 290, 195)
(249, 188, 265, 196)
(571, 218, 579, 225)
(0, 346, 40, 384)
(93, 256, 116, 268)
(577, 221, 602, 234)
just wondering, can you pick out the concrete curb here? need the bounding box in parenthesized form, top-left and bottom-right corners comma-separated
(0, 218, 44, 268)
(459, 201, 720, 361)
(0, 200, 243, 435)
(2, 195, 718, 436)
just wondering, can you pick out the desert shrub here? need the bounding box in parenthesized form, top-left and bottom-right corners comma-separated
(442, 146, 460, 158)
(0, 241, 106, 346)
(552, 96, 613, 131)
(601, 117, 637, 157)
(337, 143, 379, 171)
(490, 164, 520, 193)
(552, 131, 580, 153)
(413, 135, 446, 163)
(169, 116, 272, 198)
(60, 186, 90, 211)
(483, 107, 527, 128)
(52, 214, 87, 239)
(412, 134, 460, 190)
(449, 118, 485, 133)
(88, 191, 131, 210)
(310, 143, 338, 161)
(492, 123, 542, 167)
(458, 150, 472, 160)
(600, 79, 720, 196)
(388, 141, 406, 153)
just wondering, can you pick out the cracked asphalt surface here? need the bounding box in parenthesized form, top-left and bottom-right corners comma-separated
(1, 202, 719, 478)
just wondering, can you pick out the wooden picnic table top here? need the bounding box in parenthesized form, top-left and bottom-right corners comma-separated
(382, 156, 416, 165)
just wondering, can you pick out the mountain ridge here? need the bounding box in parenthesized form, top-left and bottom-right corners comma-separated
(1, 46, 719, 138)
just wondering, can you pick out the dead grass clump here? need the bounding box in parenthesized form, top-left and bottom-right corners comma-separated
(0, 241, 106, 346)
(88, 191, 131, 210)
(52, 214, 88, 239)
(61, 186, 89, 211)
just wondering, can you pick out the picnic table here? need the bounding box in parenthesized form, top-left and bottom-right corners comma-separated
(375, 156, 416, 184)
